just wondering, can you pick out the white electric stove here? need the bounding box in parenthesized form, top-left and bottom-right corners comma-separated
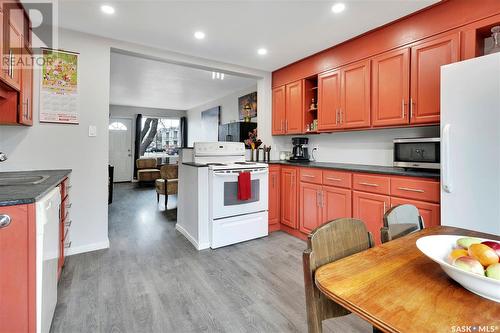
(193, 142, 269, 249)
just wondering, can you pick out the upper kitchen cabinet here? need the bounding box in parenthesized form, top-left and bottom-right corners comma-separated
(317, 60, 370, 131)
(285, 80, 304, 134)
(410, 32, 459, 125)
(272, 86, 286, 135)
(272, 80, 304, 135)
(0, 0, 33, 126)
(372, 48, 410, 127)
(317, 69, 341, 131)
(19, 45, 33, 125)
(340, 59, 371, 129)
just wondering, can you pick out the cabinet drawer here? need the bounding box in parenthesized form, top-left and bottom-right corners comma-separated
(322, 170, 352, 188)
(299, 168, 323, 185)
(391, 177, 440, 203)
(353, 173, 390, 195)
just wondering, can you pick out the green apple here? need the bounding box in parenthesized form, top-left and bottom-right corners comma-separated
(456, 237, 482, 249)
(485, 263, 500, 280)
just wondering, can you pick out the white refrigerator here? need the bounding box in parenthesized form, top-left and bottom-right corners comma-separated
(440, 52, 500, 235)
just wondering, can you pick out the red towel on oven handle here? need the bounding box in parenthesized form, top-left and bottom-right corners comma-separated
(237, 171, 252, 201)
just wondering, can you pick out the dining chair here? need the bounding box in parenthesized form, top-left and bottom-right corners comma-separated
(155, 164, 178, 208)
(380, 204, 424, 243)
(303, 218, 374, 333)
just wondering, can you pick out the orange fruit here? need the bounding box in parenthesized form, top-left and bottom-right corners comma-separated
(448, 249, 468, 263)
(468, 243, 500, 267)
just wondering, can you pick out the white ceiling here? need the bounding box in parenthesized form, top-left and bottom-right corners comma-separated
(57, 0, 438, 71)
(110, 52, 257, 110)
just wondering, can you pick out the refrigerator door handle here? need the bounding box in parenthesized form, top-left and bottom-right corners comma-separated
(442, 124, 452, 193)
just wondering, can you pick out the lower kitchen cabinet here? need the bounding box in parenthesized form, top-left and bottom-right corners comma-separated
(268, 165, 280, 229)
(322, 186, 352, 223)
(299, 182, 322, 234)
(280, 167, 298, 229)
(353, 191, 390, 245)
(391, 197, 440, 228)
(0, 204, 36, 333)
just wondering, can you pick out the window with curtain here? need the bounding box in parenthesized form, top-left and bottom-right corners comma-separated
(139, 117, 181, 157)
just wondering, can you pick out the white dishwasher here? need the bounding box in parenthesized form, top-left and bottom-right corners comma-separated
(36, 186, 61, 333)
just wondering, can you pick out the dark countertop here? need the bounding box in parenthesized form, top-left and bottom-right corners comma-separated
(0, 169, 72, 207)
(266, 161, 440, 179)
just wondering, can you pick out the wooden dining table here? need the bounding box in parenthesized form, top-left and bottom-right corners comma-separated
(315, 226, 500, 333)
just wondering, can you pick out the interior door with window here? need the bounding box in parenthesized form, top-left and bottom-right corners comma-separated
(109, 118, 133, 182)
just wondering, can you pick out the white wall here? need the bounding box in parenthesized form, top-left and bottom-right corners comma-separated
(186, 84, 257, 146)
(0, 29, 111, 255)
(272, 126, 440, 166)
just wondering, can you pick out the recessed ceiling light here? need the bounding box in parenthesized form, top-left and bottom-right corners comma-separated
(257, 48, 268, 56)
(194, 31, 206, 40)
(331, 2, 346, 14)
(101, 4, 115, 15)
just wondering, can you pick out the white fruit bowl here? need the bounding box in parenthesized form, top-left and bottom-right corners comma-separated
(416, 235, 500, 303)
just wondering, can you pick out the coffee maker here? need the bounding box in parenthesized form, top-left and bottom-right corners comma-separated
(290, 137, 310, 162)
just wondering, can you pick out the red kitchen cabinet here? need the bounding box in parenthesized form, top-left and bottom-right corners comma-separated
(372, 48, 410, 127)
(19, 44, 33, 125)
(268, 165, 281, 229)
(340, 59, 371, 129)
(272, 86, 286, 135)
(391, 197, 440, 228)
(410, 32, 459, 124)
(0, 204, 36, 333)
(285, 80, 304, 134)
(353, 191, 390, 245)
(280, 167, 298, 229)
(322, 186, 352, 224)
(299, 182, 322, 234)
(317, 69, 341, 131)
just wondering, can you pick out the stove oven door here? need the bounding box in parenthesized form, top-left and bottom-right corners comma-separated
(211, 168, 269, 219)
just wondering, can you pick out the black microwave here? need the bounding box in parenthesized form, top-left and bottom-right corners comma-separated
(393, 138, 440, 170)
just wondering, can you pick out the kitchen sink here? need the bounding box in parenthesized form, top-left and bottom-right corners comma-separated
(0, 175, 50, 186)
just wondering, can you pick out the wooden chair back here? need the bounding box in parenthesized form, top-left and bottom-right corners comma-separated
(160, 164, 178, 180)
(303, 218, 374, 333)
(381, 204, 424, 243)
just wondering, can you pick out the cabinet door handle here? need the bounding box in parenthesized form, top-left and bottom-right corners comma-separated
(402, 99, 406, 118)
(285, 120, 288, 132)
(302, 174, 315, 178)
(320, 191, 324, 208)
(398, 187, 424, 193)
(280, 120, 284, 132)
(340, 109, 343, 124)
(336, 108, 339, 125)
(0, 214, 11, 229)
(359, 182, 379, 187)
(316, 191, 320, 207)
(326, 177, 342, 182)
(383, 201, 387, 213)
(410, 98, 414, 118)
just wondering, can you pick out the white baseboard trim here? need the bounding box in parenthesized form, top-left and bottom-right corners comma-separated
(175, 224, 210, 250)
(65, 238, 110, 256)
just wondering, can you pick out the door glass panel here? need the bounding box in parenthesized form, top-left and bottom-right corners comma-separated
(224, 180, 260, 206)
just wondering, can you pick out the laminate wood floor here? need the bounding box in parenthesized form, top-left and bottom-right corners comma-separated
(51, 183, 370, 333)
